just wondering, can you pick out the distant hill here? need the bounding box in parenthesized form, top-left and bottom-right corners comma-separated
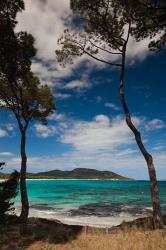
(29, 168, 131, 180)
(0, 168, 132, 180)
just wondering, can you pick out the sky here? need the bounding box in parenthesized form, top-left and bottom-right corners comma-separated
(0, 0, 166, 180)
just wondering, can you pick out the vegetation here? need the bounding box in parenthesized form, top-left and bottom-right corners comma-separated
(29, 168, 130, 179)
(56, 0, 164, 229)
(129, 0, 166, 51)
(0, 170, 19, 227)
(0, 2, 165, 244)
(0, 168, 130, 180)
(0, 216, 165, 250)
(33, 229, 166, 250)
(0, 0, 55, 223)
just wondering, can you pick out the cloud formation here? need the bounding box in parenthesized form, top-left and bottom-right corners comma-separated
(2, 114, 165, 179)
(0, 128, 8, 137)
(60, 115, 134, 152)
(16, 0, 154, 92)
(0, 152, 15, 157)
(145, 119, 165, 131)
(104, 102, 121, 111)
(34, 124, 57, 138)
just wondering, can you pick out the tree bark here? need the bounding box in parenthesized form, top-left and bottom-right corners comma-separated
(19, 130, 29, 223)
(119, 44, 163, 229)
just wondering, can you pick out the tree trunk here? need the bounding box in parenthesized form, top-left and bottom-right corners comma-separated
(119, 45, 163, 229)
(19, 130, 29, 223)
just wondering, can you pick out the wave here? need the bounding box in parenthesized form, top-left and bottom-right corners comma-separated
(14, 202, 152, 228)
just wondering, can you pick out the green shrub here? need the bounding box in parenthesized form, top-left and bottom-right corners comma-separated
(0, 170, 19, 227)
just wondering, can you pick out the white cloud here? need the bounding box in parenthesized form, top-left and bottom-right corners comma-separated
(5, 123, 15, 131)
(0, 152, 15, 157)
(5, 147, 166, 179)
(34, 124, 57, 138)
(55, 93, 71, 99)
(16, 0, 71, 61)
(64, 79, 91, 90)
(104, 102, 120, 111)
(0, 128, 8, 137)
(2, 114, 165, 178)
(48, 113, 66, 122)
(152, 142, 166, 151)
(60, 115, 134, 152)
(145, 119, 165, 131)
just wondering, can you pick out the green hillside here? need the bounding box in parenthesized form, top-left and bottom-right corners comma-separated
(0, 168, 132, 180)
(29, 168, 131, 180)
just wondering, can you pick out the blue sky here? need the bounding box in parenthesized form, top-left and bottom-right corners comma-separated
(0, 0, 166, 180)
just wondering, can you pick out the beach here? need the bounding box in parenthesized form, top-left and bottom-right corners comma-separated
(14, 179, 166, 228)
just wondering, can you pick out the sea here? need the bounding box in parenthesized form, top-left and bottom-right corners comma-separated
(14, 180, 166, 228)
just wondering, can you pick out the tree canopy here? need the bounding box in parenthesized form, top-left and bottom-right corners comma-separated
(128, 0, 166, 51)
(0, 31, 55, 131)
(0, 5, 55, 130)
(56, 0, 143, 68)
(56, 0, 166, 65)
(0, 0, 24, 28)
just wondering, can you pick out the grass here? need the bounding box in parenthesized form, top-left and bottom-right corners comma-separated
(27, 228, 166, 250)
(0, 216, 166, 250)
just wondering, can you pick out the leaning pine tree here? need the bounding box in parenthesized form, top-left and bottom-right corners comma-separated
(56, 0, 163, 228)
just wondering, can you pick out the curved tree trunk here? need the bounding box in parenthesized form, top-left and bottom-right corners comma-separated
(119, 45, 163, 229)
(19, 130, 29, 223)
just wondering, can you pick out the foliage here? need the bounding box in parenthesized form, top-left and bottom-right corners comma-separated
(27, 168, 130, 179)
(0, 72, 55, 129)
(0, 170, 19, 226)
(56, 0, 131, 66)
(0, 0, 24, 28)
(0, 0, 55, 132)
(56, 0, 166, 64)
(127, 0, 166, 51)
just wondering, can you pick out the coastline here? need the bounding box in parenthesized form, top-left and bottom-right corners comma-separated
(1, 177, 165, 181)
(0, 178, 129, 181)
(26, 178, 122, 180)
(15, 205, 144, 228)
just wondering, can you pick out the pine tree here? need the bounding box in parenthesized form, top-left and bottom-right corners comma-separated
(0, 0, 56, 223)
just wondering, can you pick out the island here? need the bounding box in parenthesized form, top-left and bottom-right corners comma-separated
(0, 168, 132, 180)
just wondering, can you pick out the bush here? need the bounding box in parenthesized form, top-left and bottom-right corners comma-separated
(0, 170, 19, 227)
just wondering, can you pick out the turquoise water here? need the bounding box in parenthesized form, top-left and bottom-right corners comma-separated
(15, 180, 166, 227)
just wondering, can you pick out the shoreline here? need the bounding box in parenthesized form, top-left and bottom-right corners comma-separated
(1, 178, 165, 181)
(15, 206, 145, 228)
(26, 178, 123, 181)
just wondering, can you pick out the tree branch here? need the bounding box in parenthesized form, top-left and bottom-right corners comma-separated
(82, 47, 122, 66)
(69, 39, 122, 67)
(88, 39, 122, 55)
